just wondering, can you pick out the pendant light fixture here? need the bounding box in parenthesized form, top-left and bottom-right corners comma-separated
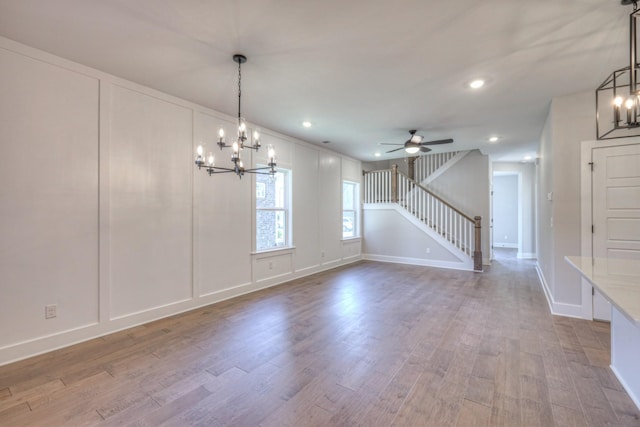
(596, 0, 640, 139)
(195, 54, 276, 177)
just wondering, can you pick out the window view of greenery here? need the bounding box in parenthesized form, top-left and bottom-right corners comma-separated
(256, 170, 289, 251)
(343, 181, 358, 238)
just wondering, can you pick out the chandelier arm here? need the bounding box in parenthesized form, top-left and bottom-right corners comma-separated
(196, 164, 236, 173)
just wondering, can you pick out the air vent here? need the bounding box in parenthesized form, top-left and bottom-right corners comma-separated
(322, 140, 331, 144)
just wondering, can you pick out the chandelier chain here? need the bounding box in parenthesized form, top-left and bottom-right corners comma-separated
(237, 60, 242, 120)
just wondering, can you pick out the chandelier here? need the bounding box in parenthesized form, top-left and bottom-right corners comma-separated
(596, 0, 640, 139)
(195, 54, 276, 177)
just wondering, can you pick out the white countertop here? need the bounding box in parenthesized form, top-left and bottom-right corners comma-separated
(565, 256, 640, 326)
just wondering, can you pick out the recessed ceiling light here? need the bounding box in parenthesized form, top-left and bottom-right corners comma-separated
(302, 121, 312, 128)
(374, 152, 381, 157)
(524, 155, 533, 161)
(469, 79, 485, 89)
(489, 136, 499, 143)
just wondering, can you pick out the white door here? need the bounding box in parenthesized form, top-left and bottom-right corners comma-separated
(592, 143, 640, 321)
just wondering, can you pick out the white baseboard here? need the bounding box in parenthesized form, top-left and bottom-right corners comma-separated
(493, 242, 517, 248)
(517, 252, 536, 259)
(535, 263, 590, 320)
(611, 364, 640, 411)
(363, 253, 474, 271)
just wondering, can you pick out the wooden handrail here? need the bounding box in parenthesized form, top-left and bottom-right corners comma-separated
(396, 170, 475, 223)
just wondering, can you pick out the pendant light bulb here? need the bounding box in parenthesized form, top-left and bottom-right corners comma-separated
(614, 96, 624, 107)
(196, 145, 204, 156)
(207, 153, 215, 166)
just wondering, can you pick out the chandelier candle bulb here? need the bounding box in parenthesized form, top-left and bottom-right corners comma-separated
(207, 153, 214, 166)
(267, 145, 276, 165)
(626, 97, 635, 124)
(238, 120, 246, 137)
(614, 96, 623, 124)
(195, 145, 204, 165)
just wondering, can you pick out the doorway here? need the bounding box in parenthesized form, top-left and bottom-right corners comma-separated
(492, 172, 520, 253)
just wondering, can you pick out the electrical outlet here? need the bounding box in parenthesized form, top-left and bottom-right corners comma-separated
(268, 261, 273, 270)
(45, 304, 57, 319)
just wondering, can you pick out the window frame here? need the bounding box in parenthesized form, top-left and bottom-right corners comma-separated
(255, 167, 292, 252)
(342, 180, 359, 239)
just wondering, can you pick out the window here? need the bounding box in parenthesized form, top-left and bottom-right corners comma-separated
(256, 169, 291, 251)
(343, 181, 359, 238)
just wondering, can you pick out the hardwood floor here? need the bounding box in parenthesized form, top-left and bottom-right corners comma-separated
(1, 250, 639, 426)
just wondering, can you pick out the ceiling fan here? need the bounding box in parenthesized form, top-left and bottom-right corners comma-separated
(380, 130, 453, 154)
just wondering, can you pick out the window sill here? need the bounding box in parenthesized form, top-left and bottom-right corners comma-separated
(341, 237, 362, 242)
(251, 246, 296, 257)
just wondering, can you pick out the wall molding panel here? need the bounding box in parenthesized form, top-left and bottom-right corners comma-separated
(0, 36, 362, 366)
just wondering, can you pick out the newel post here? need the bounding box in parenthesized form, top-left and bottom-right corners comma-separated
(474, 216, 483, 272)
(407, 156, 417, 181)
(391, 164, 398, 203)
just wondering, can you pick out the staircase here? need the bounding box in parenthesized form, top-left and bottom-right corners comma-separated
(414, 150, 469, 185)
(363, 163, 482, 271)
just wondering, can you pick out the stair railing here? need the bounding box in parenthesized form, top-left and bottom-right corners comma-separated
(364, 164, 482, 271)
(414, 151, 459, 183)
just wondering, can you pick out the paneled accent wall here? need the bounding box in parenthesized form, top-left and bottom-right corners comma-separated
(0, 46, 100, 345)
(108, 85, 194, 319)
(0, 37, 362, 366)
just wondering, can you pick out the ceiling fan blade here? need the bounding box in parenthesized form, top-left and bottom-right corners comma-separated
(379, 143, 403, 146)
(421, 138, 454, 145)
(419, 146, 432, 153)
(385, 147, 406, 153)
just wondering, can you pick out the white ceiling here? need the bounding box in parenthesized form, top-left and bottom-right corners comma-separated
(0, 0, 631, 162)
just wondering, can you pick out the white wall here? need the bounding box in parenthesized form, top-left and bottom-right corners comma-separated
(0, 37, 362, 366)
(428, 150, 491, 263)
(537, 90, 595, 318)
(492, 174, 518, 248)
(493, 162, 537, 258)
(363, 208, 466, 268)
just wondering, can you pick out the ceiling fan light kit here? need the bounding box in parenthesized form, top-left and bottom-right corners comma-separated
(380, 130, 453, 155)
(596, 0, 640, 139)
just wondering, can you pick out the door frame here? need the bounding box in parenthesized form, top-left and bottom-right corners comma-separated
(580, 137, 640, 320)
(491, 171, 521, 252)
